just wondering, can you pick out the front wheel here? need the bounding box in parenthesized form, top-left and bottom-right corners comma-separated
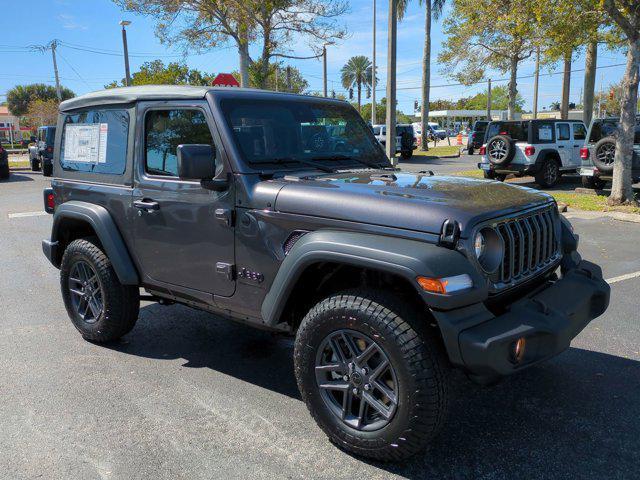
(535, 158, 560, 188)
(468, 147, 474, 155)
(401, 150, 413, 160)
(31, 159, 41, 171)
(61, 237, 139, 342)
(42, 159, 53, 177)
(294, 290, 450, 461)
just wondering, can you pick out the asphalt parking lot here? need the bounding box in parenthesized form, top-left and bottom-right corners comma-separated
(1, 167, 639, 480)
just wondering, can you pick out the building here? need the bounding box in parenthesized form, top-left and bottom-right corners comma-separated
(521, 110, 584, 121)
(0, 105, 31, 143)
(416, 109, 512, 130)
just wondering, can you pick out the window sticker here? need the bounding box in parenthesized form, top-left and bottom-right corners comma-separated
(538, 125, 552, 141)
(63, 123, 109, 164)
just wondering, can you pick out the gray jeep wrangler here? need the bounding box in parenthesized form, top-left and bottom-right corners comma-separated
(42, 86, 610, 461)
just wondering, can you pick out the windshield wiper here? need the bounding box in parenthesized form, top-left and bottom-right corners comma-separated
(264, 156, 336, 173)
(311, 154, 387, 171)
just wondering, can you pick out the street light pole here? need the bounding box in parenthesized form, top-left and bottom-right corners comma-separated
(371, 0, 377, 124)
(533, 46, 540, 119)
(385, 0, 397, 166)
(486, 78, 492, 120)
(323, 44, 328, 97)
(120, 20, 132, 87)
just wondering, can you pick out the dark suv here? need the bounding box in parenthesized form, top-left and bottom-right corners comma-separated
(579, 116, 640, 189)
(42, 86, 610, 462)
(0, 144, 8, 179)
(33, 126, 56, 176)
(467, 120, 488, 155)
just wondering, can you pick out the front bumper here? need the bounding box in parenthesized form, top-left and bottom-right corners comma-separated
(432, 260, 610, 382)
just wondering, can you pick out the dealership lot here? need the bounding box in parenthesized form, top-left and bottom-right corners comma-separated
(1, 170, 638, 480)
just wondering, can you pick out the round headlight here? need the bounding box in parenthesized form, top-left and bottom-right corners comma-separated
(474, 231, 485, 258)
(474, 227, 503, 273)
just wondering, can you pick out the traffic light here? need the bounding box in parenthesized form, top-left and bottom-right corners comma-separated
(349, 88, 354, 100)
(414, 99, 419, 111)
(609, 89, 615, 101)
(331, 90, 336, 99)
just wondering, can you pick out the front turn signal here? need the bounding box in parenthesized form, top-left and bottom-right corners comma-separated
(416, 274, 473, 294)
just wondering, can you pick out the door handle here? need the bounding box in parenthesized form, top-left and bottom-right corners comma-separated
(557, 146, 564, 148)
(134, 199, 160, 211)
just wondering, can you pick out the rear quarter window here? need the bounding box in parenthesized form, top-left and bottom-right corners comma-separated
(485, 122, 528, 142)
(60, 109, 129, 175)
(532, 122, 555, 143)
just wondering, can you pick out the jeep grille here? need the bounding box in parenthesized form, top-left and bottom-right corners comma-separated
(492, 206, 560, 287)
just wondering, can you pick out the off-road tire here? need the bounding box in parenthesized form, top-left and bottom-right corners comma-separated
(401, 150, 413, 160)
(0, 164, 9, 179)
(31, 159, 41, 171)
(42, 159, 53, 177)
(483, 170, 507, 181)
(60, 237, 139, 342)
(486, 134, 515, 166)
(535, 157, 561, 188)
(468, 146, 474, 155)
(294, 289, 450, 462)
(581, 175, 606, 190)
(592, 137, 616, 174)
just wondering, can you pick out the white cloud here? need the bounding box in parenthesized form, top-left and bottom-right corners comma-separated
(58, 14, 88, 31)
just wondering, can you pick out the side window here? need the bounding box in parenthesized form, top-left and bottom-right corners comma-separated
(557, 123, 570, 141)
(145, 109, 214, 177)
(572, 123, 586, 141)
(533, 122, 554, 143)
(60, 109, 129, 175)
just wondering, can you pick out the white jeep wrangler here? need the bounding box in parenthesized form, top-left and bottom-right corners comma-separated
(478, 119, 587, 188)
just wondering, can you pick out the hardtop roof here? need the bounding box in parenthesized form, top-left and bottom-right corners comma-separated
(59, 85, 345, 112)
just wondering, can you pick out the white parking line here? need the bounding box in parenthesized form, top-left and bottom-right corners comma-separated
(7, 211, 48, 219)
(606, 271, 640, 285)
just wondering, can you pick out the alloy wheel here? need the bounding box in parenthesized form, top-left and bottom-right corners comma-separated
(68, 260, 103, 324)
(315, 329, 399, 431)
(597, 144, 615, 165)
(488, 139, 507, 161)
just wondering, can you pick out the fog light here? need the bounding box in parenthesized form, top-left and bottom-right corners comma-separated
(510, 337, 526, 364)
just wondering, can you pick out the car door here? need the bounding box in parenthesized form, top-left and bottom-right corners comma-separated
(555, 123, 572, 167)
(132, 101, 235, 297)
(571, 123, 587, 167)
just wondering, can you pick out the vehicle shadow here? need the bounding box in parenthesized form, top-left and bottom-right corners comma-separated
(1, 172, 36, 183)
(110, 303, 639, 478)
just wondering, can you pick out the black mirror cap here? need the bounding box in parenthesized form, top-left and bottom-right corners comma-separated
(177, 144, 216, 180)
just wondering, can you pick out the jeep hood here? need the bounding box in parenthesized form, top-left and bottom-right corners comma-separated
(273, 171, 553, 237)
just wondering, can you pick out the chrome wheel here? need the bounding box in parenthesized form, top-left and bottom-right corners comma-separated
(596, 143, 615, 165)
(68, 260, 103, 324)
(544, 161, 559, 185)
(315, 329, 399, 431)
(488, 139, 507, 161)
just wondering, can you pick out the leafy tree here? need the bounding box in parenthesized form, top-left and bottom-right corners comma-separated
(398, 0, 446, 151)
(357, 98, 412, 124)
(115, 0, 347, 88)
(231, 63, 309, 93)
(593, 78, 639, 117)
(7, 84, 74, 116)
(105, 60, 216, 88)
(22, 99, 60, 128)
(341, 56, 374, 112)
(457, 85, 524, 111)
(601, 0, 640, 205)
(439, 0, 537, 120)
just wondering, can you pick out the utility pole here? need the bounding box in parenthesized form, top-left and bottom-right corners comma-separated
(371, 0, 377, 124)
(50, 40, 62, 101)
(385, 0, 397, 165)
(275, 65, 279, 92)
(486, 78, 492, 120)
(533, 46, 540, 119)
(322, 44, 328, 97)
(120, 20, 132, 87)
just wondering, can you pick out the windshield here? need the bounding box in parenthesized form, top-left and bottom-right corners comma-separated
(220, 98, 389, 170)
(473, 122, 488, 132)
(396, 125, 414, 136)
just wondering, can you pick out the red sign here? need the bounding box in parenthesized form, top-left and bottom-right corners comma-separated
(212, 73, 240, 87)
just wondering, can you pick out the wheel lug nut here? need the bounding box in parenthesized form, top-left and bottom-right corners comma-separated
(352, 388, 358, 395)
(343, 375, 349, 381)
(362, 368, 368, 375)
(364, 384, 371, 391)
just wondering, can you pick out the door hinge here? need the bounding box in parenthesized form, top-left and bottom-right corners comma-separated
(216, 262, 235, 281)
(215, 208, 234, 227)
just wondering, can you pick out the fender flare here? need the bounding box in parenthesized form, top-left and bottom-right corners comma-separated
(260, 230, 487, 326)
(534, 149, 562, 170)
(49, 201, 139, 285)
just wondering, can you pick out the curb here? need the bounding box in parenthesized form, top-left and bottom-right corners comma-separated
(563, 209, 640, 224)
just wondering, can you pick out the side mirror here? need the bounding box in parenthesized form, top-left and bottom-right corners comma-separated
(176, 144, 228, 191)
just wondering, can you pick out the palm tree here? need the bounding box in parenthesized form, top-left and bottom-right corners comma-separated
(341, 56, 374, 112)
(398, 0, 446, 151)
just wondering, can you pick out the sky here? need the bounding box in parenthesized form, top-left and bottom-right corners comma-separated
(0, 0, 630, 115)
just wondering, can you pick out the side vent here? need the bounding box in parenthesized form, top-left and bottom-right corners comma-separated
(283, 230, 309, 255)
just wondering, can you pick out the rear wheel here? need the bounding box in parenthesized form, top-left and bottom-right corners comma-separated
(0, 163, 9, 179)
(42, 158, 53, 177)
(31, 158, 41, 171)
(294, 290, 450, 461)
(535, 158, 560, 188)
(581, 175, 606, 190)
(468, 146, 474, 155)
(60, 237, 139, 342)
(401, 150, 413, 160)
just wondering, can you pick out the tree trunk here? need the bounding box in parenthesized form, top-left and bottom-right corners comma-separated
(582, 40, 597, 127)
(560, 51, 572, 120)
(609, 38, 640, 206)
(507, 56, 518, 120)
(420, 1, 432, 152)
(238, 42, 250, 88)
(357, 81, 362, 112)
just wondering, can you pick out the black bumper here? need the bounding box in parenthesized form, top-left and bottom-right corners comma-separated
(477, 162, 539, 175)
(432, 260, 610, 382)
(42, 239, 60, 268)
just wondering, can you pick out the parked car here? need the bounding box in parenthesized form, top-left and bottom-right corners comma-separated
(34, 126, 56, 176)
(43, 86, 609, 462)
(467, 120, 489, 155)
(372, 123, 416, 159)
(28, 135, 40, 171)
(478, 119, 587, 188)
(429, 122, 447, 140)
(579, 116, 640, 189)
(0, 144, 9, 179)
